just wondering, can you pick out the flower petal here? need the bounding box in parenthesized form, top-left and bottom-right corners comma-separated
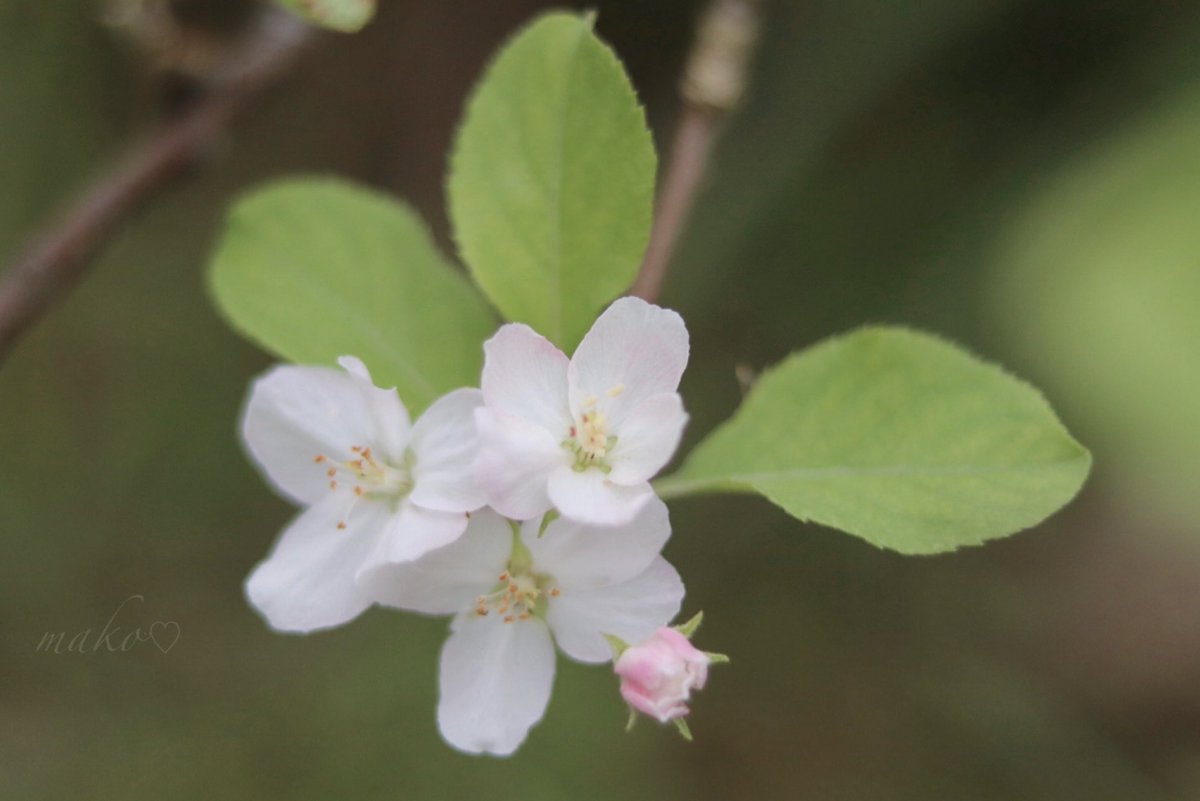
(334, 356, 411, 463)
(359, 499, 470, 568)
(474, 407, 566, 521)
(547, 557, 685, 664)
(546, 465, 654, 526)
(241, 362, 410, 505)
(607, 392, 688, 485)
(437, 615, 556, 756)
(409, 388, 486, 512)
(481, 323, 571, 432)
(244, 492, 386, 633)
(523, 495, 671, 590)
(568, 297, 688, 426)
(357, 509, 513, 615)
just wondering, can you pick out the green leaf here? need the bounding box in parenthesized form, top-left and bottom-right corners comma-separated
(447, 11, 656, 350)
(657, 327, 1091, 554)
(274, 0, 375, 32)
(208, 178, 496, 413)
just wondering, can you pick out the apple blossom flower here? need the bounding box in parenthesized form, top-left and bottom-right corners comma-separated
(475, 296, 689, 526)
(241, 356, 485, 633)
(615, 626, 711, 725)
(358, 496, 685, 756)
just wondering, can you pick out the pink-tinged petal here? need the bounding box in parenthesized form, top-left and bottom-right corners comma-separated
(357, 509, 512, 615)
(522, 496, 670, 590)
(655, 627, 710, 679)
(621, 683, 689, 723)
(409, 388, 486, 512)
(607, 393, 688, 485)
(568, 297, 689, 426)
(241, 362, 410, 505)
(546, 465, 654, 526)
(546, 557, 684, 664)
(474, 407, 565, 521)
(614, 627, 710, 722)
(359, 500, 469, 567)
(244, 492, 388, 633)
(437, 614, 556, 756)
(481, 324, 571, 432)
(621, 678, 687, 722)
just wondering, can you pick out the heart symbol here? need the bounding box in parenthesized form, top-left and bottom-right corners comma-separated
(148, 621, 181, 654)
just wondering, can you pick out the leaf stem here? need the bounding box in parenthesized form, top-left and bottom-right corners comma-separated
(652, 473, 750, 501)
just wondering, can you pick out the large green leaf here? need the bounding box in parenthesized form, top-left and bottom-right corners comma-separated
(447, 11, 656, 351)
(274, 0, 375, 32)
(657, 327, 1090, 554)
(209, 178, 496, 413)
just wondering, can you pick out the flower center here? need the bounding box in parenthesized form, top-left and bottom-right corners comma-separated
(473, 534, 561, 623)
(563, 385, 623, 470)
(313, 445, 413, 529)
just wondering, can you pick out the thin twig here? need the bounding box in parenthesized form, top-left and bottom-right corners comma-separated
(631, 0, 762, 303)
(0, 7, 315, 365)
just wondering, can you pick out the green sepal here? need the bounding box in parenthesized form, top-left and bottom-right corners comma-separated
(538, 509, 560, 537)
(674, 718, 693, 742)
(673, 611, 704, 638)
(603, 633, 629, 660)
(705, 652, 730, 664)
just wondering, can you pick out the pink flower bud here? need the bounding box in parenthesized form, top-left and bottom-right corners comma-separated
(614, 627, 710, 723)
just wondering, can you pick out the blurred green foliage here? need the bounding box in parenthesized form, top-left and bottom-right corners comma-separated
(3, 1, 1200, 799)
(989, 81, 1200, 532)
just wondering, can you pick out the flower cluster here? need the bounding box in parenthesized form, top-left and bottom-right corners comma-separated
(240, 297, 718, 755)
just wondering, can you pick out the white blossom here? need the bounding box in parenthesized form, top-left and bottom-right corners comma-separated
(241, 357, 484, 633)
(475, 297, 689, 526)
(359, 497, 684, 755)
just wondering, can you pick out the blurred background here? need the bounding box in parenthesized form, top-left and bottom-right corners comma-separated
(2, 1, 1199, 798)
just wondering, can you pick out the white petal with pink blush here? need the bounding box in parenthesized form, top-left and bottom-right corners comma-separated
(358, 497, 685, 756)
(241, 357, 484, 633)
(475, 297, 689, 525)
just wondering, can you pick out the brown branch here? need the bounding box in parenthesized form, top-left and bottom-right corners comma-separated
(631, 0, 763, 303)
(0, 7, 315, 365)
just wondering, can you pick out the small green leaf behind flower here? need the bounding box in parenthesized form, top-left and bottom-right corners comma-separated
(657, 327, 1091, 554)
(208, 178, 497, 415)
(274, 0, 375, 32)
